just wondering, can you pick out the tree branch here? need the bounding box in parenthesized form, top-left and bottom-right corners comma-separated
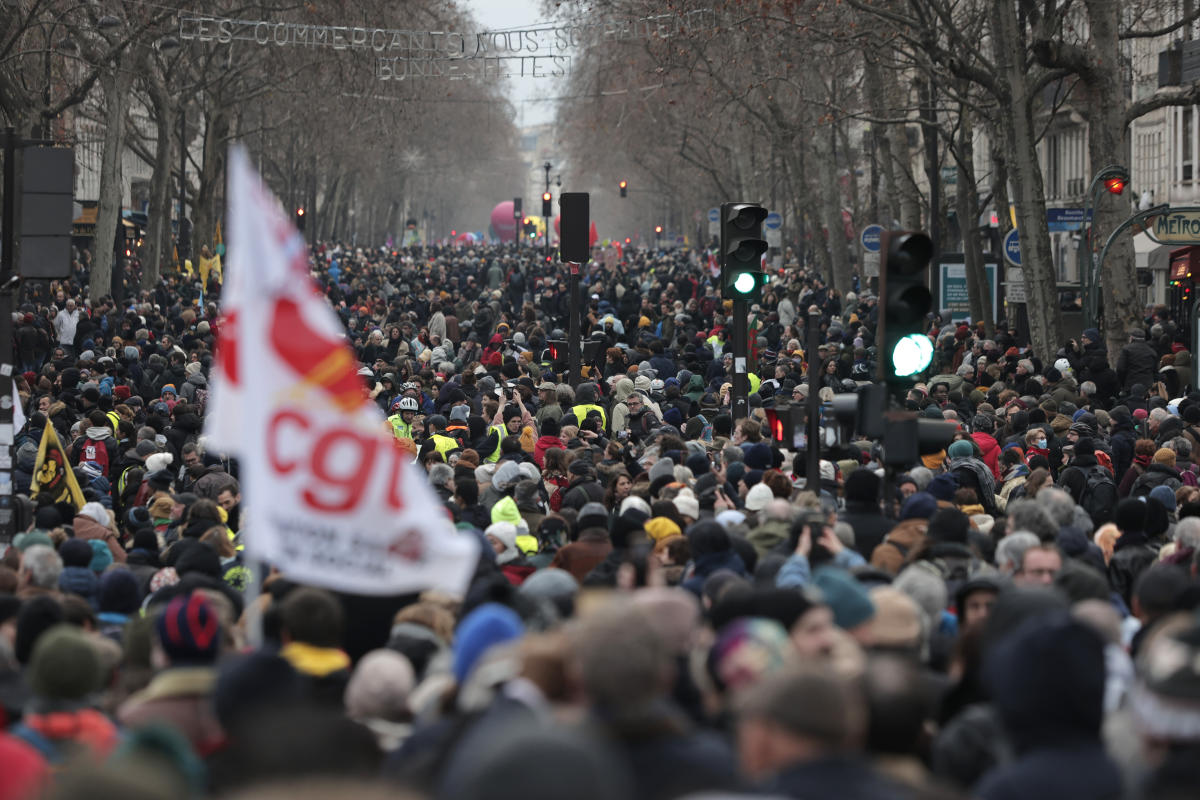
(1125, 82, 1200, 126)
(1121, 7, 1200, 39)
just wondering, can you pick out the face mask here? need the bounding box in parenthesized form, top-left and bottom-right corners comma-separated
(1037, 439, 1047, 449)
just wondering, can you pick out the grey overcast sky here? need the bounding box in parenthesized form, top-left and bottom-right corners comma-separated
(466, 0, 557, 127)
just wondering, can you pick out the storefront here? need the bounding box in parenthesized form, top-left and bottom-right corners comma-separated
(1168, 246, 1200, 330)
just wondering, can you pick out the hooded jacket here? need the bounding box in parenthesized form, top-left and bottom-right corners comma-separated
(74, 512, 127, 563)
(533, 435, 564, 468)
(970, 432, 1002, 480)
(1128, 462, 1181, 498)
(945, 456, 998, 513)
(870, 518, 928, 574)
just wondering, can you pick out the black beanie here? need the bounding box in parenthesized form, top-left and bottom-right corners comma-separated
(843, 469, 881, 504)
(541, 416, 560, 437)
(34, 505, 63, 530)
(1114, 498, 1147, 534)
(927, 507, 970, 545)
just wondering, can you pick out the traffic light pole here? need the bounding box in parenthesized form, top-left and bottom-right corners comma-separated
(0, 129, 22, 544)
(731, 298, 748, 421)
(567, 262, 581, 387)
(805, 309, 821, 491)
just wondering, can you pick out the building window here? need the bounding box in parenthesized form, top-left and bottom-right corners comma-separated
(1046, 134, 1060, 199)
(1184, 107, 1194, 183)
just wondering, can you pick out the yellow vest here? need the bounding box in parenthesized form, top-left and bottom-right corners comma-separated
(485, 424, 507, 463)
(572, 403, 607, 431)
(431, 433, 459, 461)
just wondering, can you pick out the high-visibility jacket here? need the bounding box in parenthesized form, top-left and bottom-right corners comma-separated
(388, 414, 413, 440)
(571, 403, 607, 432)
(431, 433, 460, 461)
(485, 424, 507, 463)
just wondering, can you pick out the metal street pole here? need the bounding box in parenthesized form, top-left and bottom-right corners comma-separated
(1079, 164, 1130, 330)
(543, 161, 551, 260)
(0, 129, 17, 544)
(805, 309, 821, 490)
(731, 298, 748, 421)
(567, 262, 581, 386)
(1094, 205, 1170, 310)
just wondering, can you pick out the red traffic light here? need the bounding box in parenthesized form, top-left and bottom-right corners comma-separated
(542, 192, 551, 202)
(1104, 176, 1127, 195)
(296, 207, 305, 216)
(655, 225, 663, 234)
(618, 181, 627, 189)
(625, 237, 631, 244)
(450, 229, 456, 237)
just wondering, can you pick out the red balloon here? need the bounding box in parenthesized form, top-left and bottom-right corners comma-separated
(490, 201, 518, 242)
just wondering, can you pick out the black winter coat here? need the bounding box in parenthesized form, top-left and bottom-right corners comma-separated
(1116, 340, 1157, 392)
(839, 502, 895, 559)
(1129, 463, 1182, 497)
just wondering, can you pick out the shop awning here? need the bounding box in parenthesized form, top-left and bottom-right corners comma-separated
(1134, 230, 1172, 270)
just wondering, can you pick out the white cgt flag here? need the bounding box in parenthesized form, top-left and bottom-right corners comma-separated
(204, 147, 479, 596)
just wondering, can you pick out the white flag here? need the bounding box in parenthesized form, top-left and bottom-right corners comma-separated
(206, 147, 479, 596)
(202, 171, 250, 456)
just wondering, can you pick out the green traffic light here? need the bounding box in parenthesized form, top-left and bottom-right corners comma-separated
(892, 333, 933, 377)
(732, 271, 757, 294)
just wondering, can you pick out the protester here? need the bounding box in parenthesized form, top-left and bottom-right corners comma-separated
(3, 233, 1197, 800)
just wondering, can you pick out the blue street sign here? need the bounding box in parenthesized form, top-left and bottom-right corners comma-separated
(707, 208, 720, 223)
(860, 224, 884, 252)
(1003, 228, 1022, 267)
(764, 212, 782, 230)
(1046, 207, 1092, 232)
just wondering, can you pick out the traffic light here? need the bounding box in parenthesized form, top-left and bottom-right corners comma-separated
(1104, 175, 1127, 195)
(720, 202, 768, 301)
(654, 225, 663, 235)
(878, 231, 934, 385)
(295, 207, 305, 231)
(512, 197, 522, 218)
(619, 180, 627, 198)
(544, 339, 568, 370)
(542, 192, 552, 217)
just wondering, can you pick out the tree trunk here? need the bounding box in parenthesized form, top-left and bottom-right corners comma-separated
(991, 0, 1061, 360)
(815, 128, 853, 296)
(956, 103, 993, 334)
(1083, 0, 1138, 363)
(142, 77, 174, 291)
(91, 63, 134, 305)
(194, 106, 229, 254)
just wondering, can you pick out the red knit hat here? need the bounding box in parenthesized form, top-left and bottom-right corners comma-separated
(155, 592, 221, 665)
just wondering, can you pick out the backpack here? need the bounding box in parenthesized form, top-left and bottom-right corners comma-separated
(1182, 463, 1200, 488)
(77, 435, 111, 478)
(1079, 466, 1117, 525)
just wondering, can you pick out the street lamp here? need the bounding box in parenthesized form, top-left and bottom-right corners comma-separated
(1078, 164, 1130, 328)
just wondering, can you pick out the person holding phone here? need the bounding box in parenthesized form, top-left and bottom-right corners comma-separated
(776, 514, 866, 589)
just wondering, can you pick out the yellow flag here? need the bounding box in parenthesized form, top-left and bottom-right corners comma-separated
(30, 423, 85, 511)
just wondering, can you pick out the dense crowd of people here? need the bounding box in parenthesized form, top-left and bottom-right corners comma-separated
(1, 238, 1199, 800)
